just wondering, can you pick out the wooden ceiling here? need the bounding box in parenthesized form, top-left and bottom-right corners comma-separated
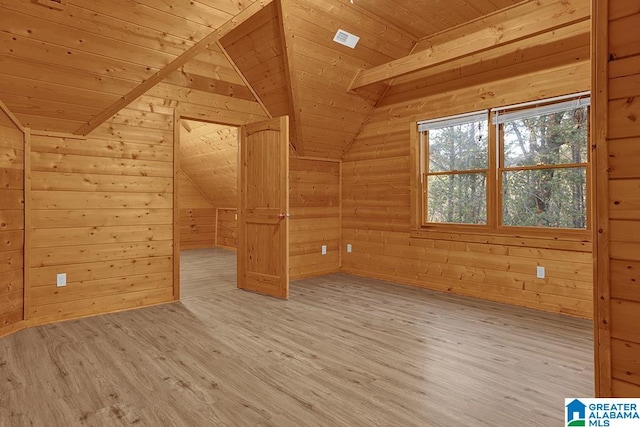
(180, 120, 238, 209)
(0, 0, 260, 133)
(349, 0, 524, 40)
(0, 0, 539, 157)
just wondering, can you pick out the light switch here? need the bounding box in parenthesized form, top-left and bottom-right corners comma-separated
(346, 244, 352, 253)
(536, 266, 545, 279)
(321, 245, 327, 255)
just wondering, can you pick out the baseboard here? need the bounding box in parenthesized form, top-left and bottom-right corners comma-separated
(0, 321, 26, 340)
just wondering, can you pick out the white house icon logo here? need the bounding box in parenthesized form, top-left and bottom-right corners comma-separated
(566, 399, 587, 426)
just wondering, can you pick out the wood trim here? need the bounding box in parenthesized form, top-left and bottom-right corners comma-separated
(30, 130, 86, 140)
(23, 128, 31, 321)
(489, 112, 499, 230)
(237, 126, 244, 292)
(73, 0, 274, 136)
(215, 208, 220, 247)
(24, 300, 175, 329)
(410, 122, 421, 230)
(592, 0, 611, 397)
(294, 156, 341, 163)
(173, 110, 180, 300)
(0, 322, 26, 340)
(282, 116, 290, 295)
(409, 229, 592, 252)
(500, 163, 589, 172)
(0, 99, 25, 132)
(276, 0, 305, 156)
(426, 169, 489, 176)
(349, 0, 590, 90)
(339, 160, 343, 269)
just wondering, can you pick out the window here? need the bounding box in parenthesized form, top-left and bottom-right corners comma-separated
(419, 111, 489, 226)
(414, 93, 590, 234)
(495, 97, 590, 229)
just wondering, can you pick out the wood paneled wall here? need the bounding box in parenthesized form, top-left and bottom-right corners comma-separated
(594, 1, 640, 397)
(29, 102, 175, 325)
(289, 158, 340, 280)
(341, 11, 593, 318)
(179, 171, 216, 250)
(0, 105, 24, 337)
(216, 208, 237, 249)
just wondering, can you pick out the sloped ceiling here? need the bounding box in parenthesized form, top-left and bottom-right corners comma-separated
(219, 0, 526, 159)
(0, 0, 528, 156)
(350, 0, 524, 40)
(180, 120, 238, 209)
(0, 0, 261, 133)
(219, 2, 301, 149)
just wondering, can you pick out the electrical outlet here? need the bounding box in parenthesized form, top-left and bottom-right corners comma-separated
(235, 213, 238, 220)
(536, 266, 545, 279)
(56, 273, 67, 287)
(346, 243, 352, 253)
(321, 245, 327, 255)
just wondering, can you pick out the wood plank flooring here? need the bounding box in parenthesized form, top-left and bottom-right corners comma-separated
(0, 247, 593, 426)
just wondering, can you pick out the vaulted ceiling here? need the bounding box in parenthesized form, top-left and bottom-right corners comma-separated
(180, 120, 238, 208)
(0, 0, 578, 159)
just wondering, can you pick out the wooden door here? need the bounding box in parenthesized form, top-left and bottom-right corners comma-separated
(238, 116, 289, 299)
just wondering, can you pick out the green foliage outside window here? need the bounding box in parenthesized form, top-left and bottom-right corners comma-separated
(422, 101, 589, 230)
(501, 107, 588, 229)
(425, 121, 488, 225)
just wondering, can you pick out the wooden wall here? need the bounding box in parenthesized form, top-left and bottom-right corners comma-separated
(216, 208, 237, 249)
(0, 105, 24, 337)
(29, 102, 175, 325)
(289, 158, 340, 280)
(179, 171, 216, 250)
(594, 1, 640, 397)
(341, 9, 593, 318)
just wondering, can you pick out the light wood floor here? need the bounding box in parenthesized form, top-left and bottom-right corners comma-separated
(0, 247, 593, 426)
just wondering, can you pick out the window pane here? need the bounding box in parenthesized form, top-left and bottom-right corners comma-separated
(427, 173, 487, 224)
(502, 106, 588, 168)
(502, 167, 587, 228)
(427, 120, 488, 172)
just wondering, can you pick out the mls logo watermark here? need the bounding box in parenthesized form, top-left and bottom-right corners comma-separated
(566, 398, 640, 427)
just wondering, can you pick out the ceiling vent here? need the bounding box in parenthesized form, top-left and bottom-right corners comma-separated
(333, 29, 360, 49)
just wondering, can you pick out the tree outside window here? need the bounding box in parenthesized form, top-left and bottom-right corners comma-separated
(417, 94, 590, 232)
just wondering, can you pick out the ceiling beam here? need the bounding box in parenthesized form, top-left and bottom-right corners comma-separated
(349, 0, 590, 91)
(0, 99, 25, 132)
(73, 0, 274, 136)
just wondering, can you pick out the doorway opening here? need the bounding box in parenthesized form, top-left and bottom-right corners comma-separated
(177, 118, 239, 299)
